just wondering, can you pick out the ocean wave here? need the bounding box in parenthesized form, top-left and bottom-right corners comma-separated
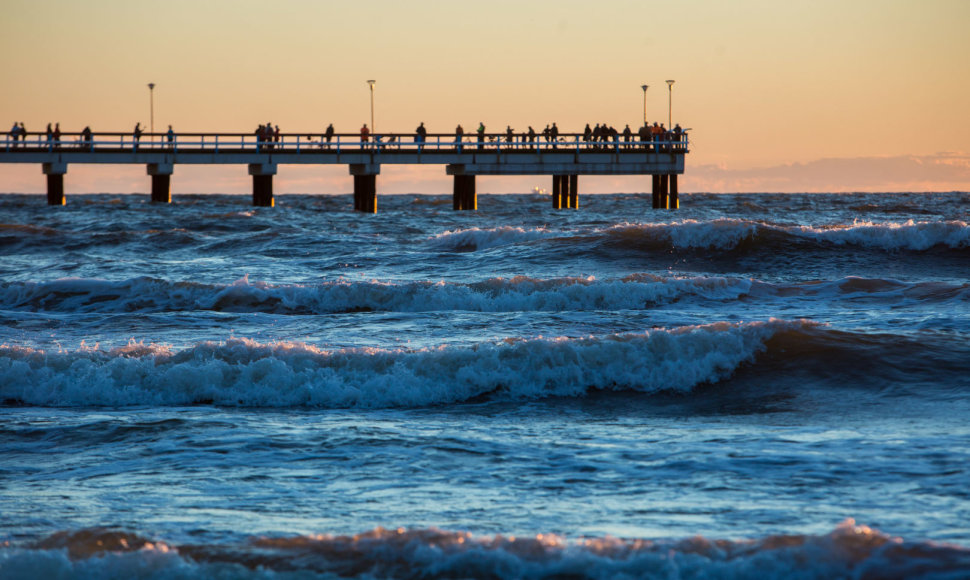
(603, 218, 970, 251)
(429, 219, 970, 253)
(2, 520, 967, 579)
(0, 320, 811, 408)
(3, 275, 965, 315)
(0, 274, 756, 314)
(429, 226, 555, 251)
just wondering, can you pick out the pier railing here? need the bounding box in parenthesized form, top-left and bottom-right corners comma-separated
(1, 131, 689, 155)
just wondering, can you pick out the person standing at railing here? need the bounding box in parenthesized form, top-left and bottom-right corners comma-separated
(583, 124, 592, 147)
(638, 124, 649, 150)
(8, 122, 19, 148)
(274, 125, 281, 148)
(53, 123, 61, 148)
(325, 123, 334, 148)
(133, 123, 143, 150)
(46, 123, 53, 145)
(416, 122, 427, 152)
(360, 124, 370, 147)
(527, 126, 535, 149)
(622, 125, 632, 148)
(551, 123, 559, 149)
(166, 125, 175, 149)
(505, 126, 514, 144)
(476, 122, 485, 150)
(81, 126, 92, 149)
(672, 124, 683, 151)
(454, 124, 463, 152)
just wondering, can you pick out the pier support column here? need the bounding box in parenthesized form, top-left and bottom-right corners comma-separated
(659, 175, 670, 209)
(651, 174, 662, 209)
(552, 175, 576, 209)
(350, 164, 380, 213)
(669, 174, 679, 209)
(43, 163, 67, 206)
(147, 163, 173, 203)
(248, 163, 277, 207)
(453, 174, 477, 210)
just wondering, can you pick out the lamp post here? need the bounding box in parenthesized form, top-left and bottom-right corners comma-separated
(147, 83, 155, 135)
(665, 80, 675, 128)
(366, 79, 376, 133)
(640, 84, 648, 125)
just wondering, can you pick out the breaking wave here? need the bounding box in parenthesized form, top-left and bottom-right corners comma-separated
(1, 520, 967, 580)
(2, 275, 965, 315)
(0, 320, 814, 408)
(431, 219, 970, 252)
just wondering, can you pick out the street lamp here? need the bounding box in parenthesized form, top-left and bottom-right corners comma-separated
(147, 83, 155, 135)
(665, 80, 675, 128)
(366, 79, 376, 133)
(640, 84, 648, 125)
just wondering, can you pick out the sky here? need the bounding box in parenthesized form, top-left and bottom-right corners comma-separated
(1, 0, 968, 194)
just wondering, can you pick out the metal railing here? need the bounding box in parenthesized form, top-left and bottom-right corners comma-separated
(1, 131, 689, 155)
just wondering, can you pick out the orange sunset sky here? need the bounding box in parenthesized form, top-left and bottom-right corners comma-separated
(1, 0, 968, 194)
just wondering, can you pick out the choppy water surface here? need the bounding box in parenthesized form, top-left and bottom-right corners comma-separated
(1, 192, 969, 578)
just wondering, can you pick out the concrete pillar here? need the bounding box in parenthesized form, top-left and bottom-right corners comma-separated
(147, 163, 173, 203)
(353, 174, 377, 213)
(660, 174, 669, 209)
(453, 174, 476, 210)
(568, 175, 579, 209)
(349, 164, 380, 213)
(669, 174, 679, 209)
(248, 164, 277, 207)
(43, 162, 67, 206)
(552, 175, 564, 209)
(651, 174, 662, 209)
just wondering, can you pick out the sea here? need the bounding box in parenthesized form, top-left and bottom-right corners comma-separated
(1, 191, 969, 579)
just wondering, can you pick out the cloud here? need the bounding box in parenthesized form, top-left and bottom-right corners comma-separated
(689, 153, 970, 193)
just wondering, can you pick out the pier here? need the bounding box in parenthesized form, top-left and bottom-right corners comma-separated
(1, 131, 688, 211)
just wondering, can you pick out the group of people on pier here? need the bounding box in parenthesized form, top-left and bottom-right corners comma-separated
(5, 120, 686, 152)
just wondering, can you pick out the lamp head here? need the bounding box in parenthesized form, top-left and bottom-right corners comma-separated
(666, 80, 675, 88)
(641, 84, 648, 92)
(367, 80, 376, 88)
(148, 83, 155, 90)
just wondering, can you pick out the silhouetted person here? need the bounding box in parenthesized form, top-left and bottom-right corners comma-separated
(527, 126, 535, 146)
(325, 123, 334, 147)
(455, 124, 464, 152)
(623, 124, 632, 147)
(53, 123, 61, 148)
(550, 123, 559, 148)
(81, 126, 92, 149)
(583, 123, 592, 147)
(133, 122, 143, 150)
(416, 122, 427, 151)
(505, 125, 513, 144)
(166, 125, 175, 148)
(360, 124, 370, 146)
(46, 123, 53, 143)
(9, 122, 20, 148)
(476, 122, 485, 150)
(19, 122, 27, 144)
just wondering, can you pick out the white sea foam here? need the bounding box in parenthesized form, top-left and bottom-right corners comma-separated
(429, 226, 555, 251)
(2, 520, 966, 580)
(0, 319, 813, 408)
(0, 274, 756, 314)
(602, 218, 970, 250)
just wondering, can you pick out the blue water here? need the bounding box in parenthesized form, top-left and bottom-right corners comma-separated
(1, 192, 969, 578)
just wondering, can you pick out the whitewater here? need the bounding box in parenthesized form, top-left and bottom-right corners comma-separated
(1, 191, 969, 579)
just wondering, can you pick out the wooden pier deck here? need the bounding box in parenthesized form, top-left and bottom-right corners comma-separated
(0, 131, 688, 211)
